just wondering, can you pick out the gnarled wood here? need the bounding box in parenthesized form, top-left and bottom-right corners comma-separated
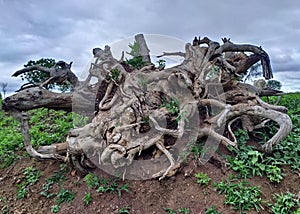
(3, 34, 292, 180)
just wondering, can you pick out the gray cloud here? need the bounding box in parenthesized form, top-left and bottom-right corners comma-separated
(1, 0, 300, 94)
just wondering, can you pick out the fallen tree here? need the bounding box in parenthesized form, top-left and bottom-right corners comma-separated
(3, 34, 292, 180)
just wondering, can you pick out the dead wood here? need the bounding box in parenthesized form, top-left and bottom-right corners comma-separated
(3, 34, 292, 180)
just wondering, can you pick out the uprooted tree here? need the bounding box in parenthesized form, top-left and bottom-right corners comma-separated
(2, 34, 292, 180)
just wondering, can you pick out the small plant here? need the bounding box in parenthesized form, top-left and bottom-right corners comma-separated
(96, 178, 130, 198)
(195, 172, 211, 186)
(56, 188, 76, 205)
(41, 163, 68, 198)
(119, 205, 131, 214)
(163, 98, 180, 115)
(125, 41, 147, 69)
(50, 187, 76, 212)
(84, 173, 100, 189)
(205, 205, 220, 214)
(214, 179, 262, 212)
(82, 192, 92, 206)
(164, 208, 176, 214)
(51, 205, 60, 213)
(156, 59, 166, 69)
(164, 207, 190, 214)
(266, 165, 284, 183)
(270, 191, 300, 214)
(109, 68, 120, 82)
(17, 166, 41, 199)
(178, 207, 190, 214)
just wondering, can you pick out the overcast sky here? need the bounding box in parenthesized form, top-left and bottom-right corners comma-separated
(1, 0, 300, 96)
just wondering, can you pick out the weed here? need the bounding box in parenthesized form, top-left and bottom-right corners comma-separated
(164, 207, 190, 214)
(56, 188, 75, 204)
(205, 205, 220, 214)
(109, 68, 120, 82)
(119, 205, 131, 214)
(41, 163, 68, 198)
(178, 207, 190, 214)
(84, 173, 100, 189)
(82, 192, 92, 206)
(17, 166, 41, 199)
(214, 179, 262, 213)
(163, 98, 180, 115)
(125, 41, 147, 69)
(96, 179, 130, 198)
(51, 205, 60, 213)
(227, 129, 285, 182)
(164, 208, 176, 214)
(156, 59, 166, 69)
(83, 173, 129, 197)
(266, 165, 284, 183)
(269, 191, 300, 214)
(195, 172, 211, 186)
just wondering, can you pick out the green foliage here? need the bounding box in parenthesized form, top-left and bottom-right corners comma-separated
(127, 41, 140, 57)
(205, 205, 220, 214)
(56, 188, 76, 205)
(126, 56, 147, 69)
(0, 106, 24, 168)
(266, 79, 282, 91)
(119, 205, 131, 214)
(28, 108, 74, 147)
(22, 58, 55, 88)
(17, 166, 41, 199)
(206, 65, 220, 80)
(51, 205, 60, 213)
(72, 113, 89, 128)
(41, 164, 68, 198)
(83, 173, 130, 197)
(195, 172, 211, 186)
(163, 98, 180, 115)
(227, 129, 285, 182)
(84, 173, 100, 189)
(164, 207, 190, 214)
(96, 179, 130, 198)
(109, 68, 121, 82)
(0, 103, 83, 168)
(22, 58, 71, 92)
(50, 187, 76, 212)
(156, 59, 166, 69)
(125, 41, 147, 69)
(269, 191, 300, 214)
(82, 192, 92, 206)
(214, 178, 262, 213)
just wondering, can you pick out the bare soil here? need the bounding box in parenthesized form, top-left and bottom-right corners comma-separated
(0, 146, 299, 214)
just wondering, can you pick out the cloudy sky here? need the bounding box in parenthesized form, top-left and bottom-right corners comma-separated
(0, 0, 300, 96)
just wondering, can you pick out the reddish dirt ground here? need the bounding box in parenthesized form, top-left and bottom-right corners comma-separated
(0, 148, 299, 214)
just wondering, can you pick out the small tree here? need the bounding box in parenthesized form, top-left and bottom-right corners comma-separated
(266, 80, 282, 91)
(0, 82, 7, 98)
(22, 58, 71, 92)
